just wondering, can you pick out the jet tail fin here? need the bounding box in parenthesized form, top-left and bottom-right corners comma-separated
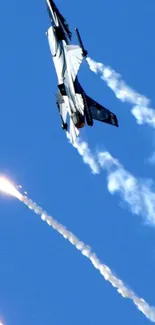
(86, 95, 119, 127)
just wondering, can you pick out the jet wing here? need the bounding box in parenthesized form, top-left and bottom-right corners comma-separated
(86, 95, 119, 127)
(46, 0, 72, 40)
(65, 45, 84, 82)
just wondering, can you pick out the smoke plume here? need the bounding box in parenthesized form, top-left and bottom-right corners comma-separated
(87, 57, 155, 128)
(17, 194, 155, 322)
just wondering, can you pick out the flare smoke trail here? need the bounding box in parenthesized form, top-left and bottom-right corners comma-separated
(87, 57, 155, 128)
(0, 177, 155, 321)
(14, 192, 155, 322)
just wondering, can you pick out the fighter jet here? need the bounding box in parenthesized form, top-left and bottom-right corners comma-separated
(46, 0, 118, 143)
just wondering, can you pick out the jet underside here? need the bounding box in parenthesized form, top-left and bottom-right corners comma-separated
(46, 0, 119, 143)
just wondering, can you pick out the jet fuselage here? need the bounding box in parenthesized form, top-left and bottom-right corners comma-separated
(46, 0, 86, 132)
(45, 0, 118, 144)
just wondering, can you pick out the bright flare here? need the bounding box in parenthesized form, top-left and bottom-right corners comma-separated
(0, 177, 23, 200)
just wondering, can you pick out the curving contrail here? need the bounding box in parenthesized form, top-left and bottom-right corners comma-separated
(87, 57, 155, 128)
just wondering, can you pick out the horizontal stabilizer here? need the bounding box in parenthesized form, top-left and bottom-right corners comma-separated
(86, 95, 118, 127)
(69, 118, 79, 144)
(56, 90, 67, 123)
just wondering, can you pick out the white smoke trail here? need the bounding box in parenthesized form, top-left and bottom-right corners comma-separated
(87, 57, 155, 128)
(15, 193, 155, 322)
(98, 151, 155, 224)
(66, 132, 100, 174)
(66, 129, 155, 223)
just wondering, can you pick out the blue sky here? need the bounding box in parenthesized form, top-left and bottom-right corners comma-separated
(0, 0, 155, 324)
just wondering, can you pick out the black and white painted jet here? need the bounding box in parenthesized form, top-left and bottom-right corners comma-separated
(46, 0, 118, 143)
